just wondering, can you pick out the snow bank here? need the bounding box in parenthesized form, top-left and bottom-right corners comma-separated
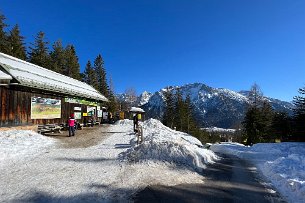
(122, 119, 219, 172)
(211, 142, 305, 203)
(0, 130, 55, 166)
(115, 119, 134, 126)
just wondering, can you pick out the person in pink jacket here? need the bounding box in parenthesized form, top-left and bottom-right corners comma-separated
(68, 114, 76, 137)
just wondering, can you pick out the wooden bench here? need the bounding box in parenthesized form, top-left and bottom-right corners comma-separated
(38, 124, 62, 134)
(84, 121, 99, 127)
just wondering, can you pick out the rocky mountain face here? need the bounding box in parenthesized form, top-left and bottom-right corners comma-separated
(117, 83, 293, 128)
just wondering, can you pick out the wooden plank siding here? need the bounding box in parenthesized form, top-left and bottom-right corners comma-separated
(0, 86, 103, 128)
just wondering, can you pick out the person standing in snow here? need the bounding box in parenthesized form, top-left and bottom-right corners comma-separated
(133, 113, 139, 132)
(68, 114, 76, 137)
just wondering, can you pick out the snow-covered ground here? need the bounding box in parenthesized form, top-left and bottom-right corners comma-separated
(211, 142, 305, 203)
(0, 119, 218, 202)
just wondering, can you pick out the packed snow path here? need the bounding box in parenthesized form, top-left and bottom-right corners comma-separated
(0, 120, 215, 202)
(134, 153, 285, 203)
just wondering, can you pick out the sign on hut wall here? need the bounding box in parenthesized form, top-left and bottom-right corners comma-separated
(74, 107, 81, 111)
(103, 112, 108, 120)
(97, 110, 103, 118)
(74, 112, 81, 119)
(31, 97, 61, 119)
(65, 98, 98, 106)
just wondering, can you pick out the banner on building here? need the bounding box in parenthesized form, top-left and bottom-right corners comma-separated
(31, 97, 61, 119)
(65, 98, 98, 106)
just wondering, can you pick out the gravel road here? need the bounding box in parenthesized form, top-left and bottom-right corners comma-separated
(45, 125, 113, 148)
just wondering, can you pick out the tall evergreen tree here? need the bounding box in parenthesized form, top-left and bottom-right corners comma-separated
(185, 94, 195, 133)
(64, 45, 81, 80)
(293, 86, 305, 117)
(271, 112, 291, 141)
(0, 13, 9, 54)
(259, 101, 274, 142)
(7, 24, 27, 60)
(174, 89, 186, 131)
(49, 40, 65, 73)
(292, 86, 305, 140)
(83, 60, 98, 88)
(28, 31, 50, 68)
(107, 89, 119, 114)
(162, 87, 175, 129)
(106, 76, 119, 114)
(94, 54, 108, 97)
(248, 83, 264, 108)
(242, 84, 275, 144)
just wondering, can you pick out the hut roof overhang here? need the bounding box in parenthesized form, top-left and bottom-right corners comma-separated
(0, 53, 108, 102)
(129, 107, 145, 113)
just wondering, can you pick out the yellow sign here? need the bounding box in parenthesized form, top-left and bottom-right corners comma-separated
(83, 113, 88, 116)
(119, 112, 125, 120)
(137, 114, 142, 120)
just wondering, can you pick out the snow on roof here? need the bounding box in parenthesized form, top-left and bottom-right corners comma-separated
(0, 69, 12, 80)
(129, 107, 145, 113)
(0, 53, 108, 102)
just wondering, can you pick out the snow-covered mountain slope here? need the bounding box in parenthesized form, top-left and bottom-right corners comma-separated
(140, 83, 294, 128)
(117, 91, 152, 106)
(137, 91, 152, 106)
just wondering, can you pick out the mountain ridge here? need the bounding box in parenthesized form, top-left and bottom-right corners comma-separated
(117, 83, 294, 128)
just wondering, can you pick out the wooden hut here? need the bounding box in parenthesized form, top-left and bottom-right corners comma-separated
(0, 52, 108, 130)
(129, 107, 145, 121)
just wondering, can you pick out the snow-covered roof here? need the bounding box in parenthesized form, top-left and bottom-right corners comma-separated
(0, 53, 108, 102)
(0, 69, 12, 80)
(129, 107, 145, 113)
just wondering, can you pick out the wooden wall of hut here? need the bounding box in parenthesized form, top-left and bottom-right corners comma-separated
(0, 86, 101, 127)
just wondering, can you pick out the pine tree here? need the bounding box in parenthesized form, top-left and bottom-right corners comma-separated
(106, 76, 119, 114)
(0, 13, 9, 54)
(243, 107, 260, 145)
(292, 86, 305, 140)
(28, 31, 50, 68)
(271, 112, 291, 141)
(185, 94, 195, 134)
(50, 40, 65, 73)
(259, 101, 274, 142)
(7, 25, 26, 60)
(293, 86, 305, 117)
(94, 54, 109, 97)
(64, 45, 81, 80)
(83, 60, 98, 88)
(174, 89, 186, 131)
(242, 83, 275, 144)
(162, 87, 175, 129)
(248, 83, 264, 108)
(107, 89, 119, 114)
(7, 24, 26, 60)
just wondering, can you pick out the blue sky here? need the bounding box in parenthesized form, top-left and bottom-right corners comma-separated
(1, 0, 305, 101)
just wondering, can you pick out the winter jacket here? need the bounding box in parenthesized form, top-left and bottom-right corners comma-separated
(68, 118, 75, 127)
